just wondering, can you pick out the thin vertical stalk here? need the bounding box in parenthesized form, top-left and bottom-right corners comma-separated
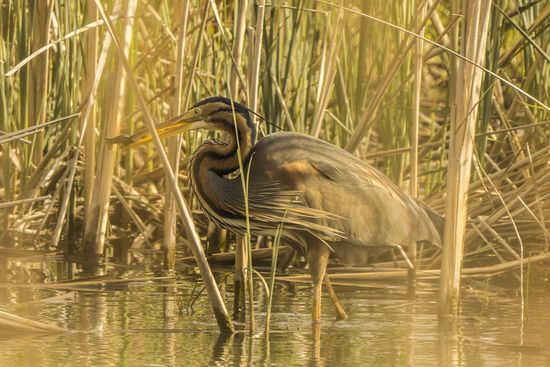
(183, 1, 210, 109)
(409, 0, 427, 289)
(233, 234, 247, 321)
(310, 11, 343, 138)
(265, 220, 284, 335)
(82, 0, 98, 225)
(231, 0, 249, 322)
(27, 0, 54, 166)
(0, 22, 12, 234)
(230, 0, 248, 98)
(164, 0, 189, 271)
(248, 0, 265, 129)
(242, 0, 265, 334)
(439, 0, 492, 314)
(227, 93, 255, 333)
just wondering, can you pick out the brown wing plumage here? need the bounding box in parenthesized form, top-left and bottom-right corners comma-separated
(249, 132, 442, 256)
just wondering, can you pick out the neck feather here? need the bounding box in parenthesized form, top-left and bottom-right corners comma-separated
(188, 111, 254, 222)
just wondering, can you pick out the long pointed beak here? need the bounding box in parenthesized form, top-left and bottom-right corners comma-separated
(108, 111, 198, 148)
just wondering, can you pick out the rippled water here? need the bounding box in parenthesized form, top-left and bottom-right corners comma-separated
(1, 261, 549, 366)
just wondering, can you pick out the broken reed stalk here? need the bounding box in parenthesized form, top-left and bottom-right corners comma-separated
(164, 0, 190, 271)
(439, 0, 492, 314)
(93, 0, 234, 334)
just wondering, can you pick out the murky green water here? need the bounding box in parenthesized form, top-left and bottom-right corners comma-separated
(1, 260, 549, 366)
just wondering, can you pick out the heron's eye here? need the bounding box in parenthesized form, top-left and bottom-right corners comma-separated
(194, 109, 199, 115)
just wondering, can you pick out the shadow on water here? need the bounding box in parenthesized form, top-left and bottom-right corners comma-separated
(1, 256, 550, 366)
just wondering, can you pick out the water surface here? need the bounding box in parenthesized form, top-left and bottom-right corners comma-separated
(1, 261, 549, 366)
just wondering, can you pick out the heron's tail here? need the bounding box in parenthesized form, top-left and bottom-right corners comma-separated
(416, 200, 445, 241)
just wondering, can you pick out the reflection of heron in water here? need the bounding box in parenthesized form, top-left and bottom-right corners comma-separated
(112, 96, 442, 321)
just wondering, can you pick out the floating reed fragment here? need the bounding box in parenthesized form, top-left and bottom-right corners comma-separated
(278, 252, 550, 283)
(0, 310, 71, 333)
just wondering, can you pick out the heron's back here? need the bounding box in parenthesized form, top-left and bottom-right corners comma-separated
(250, 132, 442, 260)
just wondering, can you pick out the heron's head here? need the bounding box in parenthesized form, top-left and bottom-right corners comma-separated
(113, 96, 255, 148)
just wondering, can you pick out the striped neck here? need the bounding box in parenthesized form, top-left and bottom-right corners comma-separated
(187, 109, 254, 222)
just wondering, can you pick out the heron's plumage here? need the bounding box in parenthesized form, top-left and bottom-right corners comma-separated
(249, 133, 442, 255)
(184, 99, 442, 266)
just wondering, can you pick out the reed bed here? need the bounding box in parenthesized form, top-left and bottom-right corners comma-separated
(1, 0, 549, 328)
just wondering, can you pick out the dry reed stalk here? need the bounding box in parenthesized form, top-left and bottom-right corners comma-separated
(408, 0, 428, 288)
(0, 310, 71, 333)
(465, 170, 550, 245)
(279, 250, 550, 282)
(92, 0, 233, 334)
(525, 147, 550, 249)
(27, 0, 54, 165)
(247, 0, 265, 129)
(0, 113, 78, 146)
(310, 11, 343, 138)
(208, 0, 248, 94)
(4, 16, 120, 78)
(427, 0, 450, 47)
(230, 0, 249, 98)
(183, 1, 210, 109)
(82, 0, 98, 224)
(84, 0, 137, 257)
(270, 71, 295, 131)
(230, 0, 250, 324)
(240, 0, 265, 332)
(439, 0, 492, 314)
(0, 195, 50, 210)
(27, 132, 70, 194)
(164, 0, 190, 271)
(233, 234, 247, 321)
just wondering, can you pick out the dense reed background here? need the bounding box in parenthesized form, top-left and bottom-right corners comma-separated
(1, 0, 549, 303)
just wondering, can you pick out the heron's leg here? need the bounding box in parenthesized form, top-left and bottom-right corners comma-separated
(307, 243, 330, 323)
(324, 272, 348, 320)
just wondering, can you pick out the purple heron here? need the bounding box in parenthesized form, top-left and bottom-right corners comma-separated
(112, 96, 443, 322)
